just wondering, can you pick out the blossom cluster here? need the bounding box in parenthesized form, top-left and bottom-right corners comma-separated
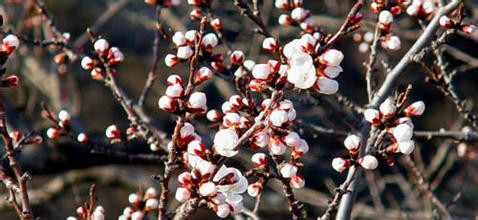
(365, 98, 425, 153)
(158, 74, 209, 114)
(81, 39, 125, 81)
(0, 34, 20, 88)
(67, 205, 106, 220)
(45, 110, 72, 139)
(175, 164, 248, 218)
(119, 188, 159, 220)
(274, 0, 315, 32)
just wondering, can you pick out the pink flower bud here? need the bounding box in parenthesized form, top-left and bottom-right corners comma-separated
(252, 64, 271, 80)
(293, 0, 303, 7)
(175, 187, 191, 202)
(187, 92, 207, 109)
(197, 160, 215, 177)
(291, 7, 307, 22)
(283, 132, 301, 147)
(31, 135, 43, 144)
(145, 187, 157, 199)
(90, 68, 104, 81)
(379, 97, 396, 118)
(187, 0, 201, 6)
(344, 134, 361, 155)
(164, 54, 179, 67)
(404, 101, 425, 116)
(267, 59, 281, 73)
(210, 18, 223, 30)
(180, 123, 195, 139)
(5, 75, 20, 87)
(316, 77, 339, 95)
(247, 182, 263, 197)
(422, 1, 435, 14)
(131, 211, 143, 220)
(248, 79, 266, 92)
(223, 112, 241, 127)
(228, 95, 242, 109)
(172, 32, 186, 47)
(358, 155, 378, 170)
(77, 133, 89, 144)
(81, 56, 95, 70)
(128, 193, 140, 205)
(252, 131, 269, 148)
(398, 140, 415, 154)
(106, 124, 121, 139)
(406, 4, 420, 16)
(292, 139, 309, 158)
(178, 172, 193, 186)
(262, 37, 278, 51)
(207, 110, 222, 121)
(177, 46, 194, 59)
(93, 211, 105, 220)
(269, 109, 288, 127)
(280, 163, 298, 178)
(187, 140, 206, 157)
(392, 123, 413, 142)
(145, 198, 158, 211)
(278, 14, 293, 25)
(216, 203, 231, 218)
(195, 67, 213, 83)
(58, 110, 71, 122)
(199, 181, 217, 197)
(107, 47, 124, 64)
(47, 127, 60, 139)
(190, 8, 204, 20)
(300, 34, 317, 51)
(378, 10, 393, 25)
(94, 39, 109, 54)
(158, 95, 177, 112)
(2, 34, 20, 53)
(165, 83, 184, 98)
(269, 137, 286, 155)
(201, 33, 218, 51)
(461, 24, 476, 35)
(290, 175, 305, 189)
(385, 35, 401, 50)
(439, 16, 453, 28)
(274, 0, 289, 9)
(251, 153, 267, 167)
(185, 30, 199, 45)
(319, 49, 344, 66)
(364, 108, 380, 125)
(166, 75, 182, 85)
(332, 157, 350, 172)
(76, 206, 86, 217)
(123, 207, 133, 217)
(95, 206, 105, 214)
(230, 50, 245, 65)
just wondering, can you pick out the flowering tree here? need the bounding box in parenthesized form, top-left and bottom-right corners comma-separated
(1, 0, 478, 220)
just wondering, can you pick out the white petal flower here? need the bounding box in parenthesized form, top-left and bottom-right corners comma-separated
(214, 165, 248, 194)
(287, 52, 317, 89)
(214, 129, 239, 157)
(280, 163, 298, 178)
